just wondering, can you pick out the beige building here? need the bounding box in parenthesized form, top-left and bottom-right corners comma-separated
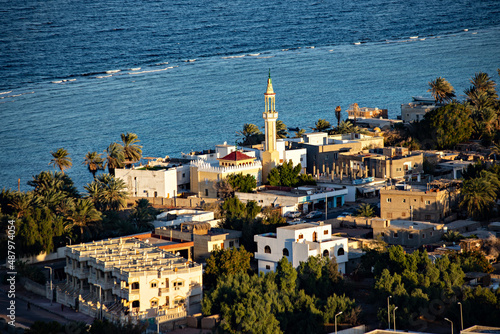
(372, 219, 445, 248)
(338, 147, 423, 181)
(155, 224, 242, 261)
(295, 132, 384, 176)
(57, 237, 203, 325)
(347, 103, 388, 119)
(380, 183, 460, 223)
(189, 152, 262, 198)
(401, 96, 439, 123)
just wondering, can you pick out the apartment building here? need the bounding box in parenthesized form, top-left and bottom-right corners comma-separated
(372, 219, 445, 248)
(254, 222, 348, 274)
(401, 96, 440, 123)
(57, 237, 203, 325)
(380, 183, 460, 223)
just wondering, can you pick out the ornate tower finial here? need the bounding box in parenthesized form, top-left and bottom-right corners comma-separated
(268, 68, 271, 79)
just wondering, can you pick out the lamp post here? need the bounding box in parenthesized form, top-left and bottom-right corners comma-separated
(393, 306, 398, 331)
(458, 302, 463, 331)
(335, 311, 343, 334)
(66, 236, 72, 245)
(387, 296, 392, 329)
(325, 194, 328, 221)
(44, 266, 53, 305)
(445, 318, 453, 334)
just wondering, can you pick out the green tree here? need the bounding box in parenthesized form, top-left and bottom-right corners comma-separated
(49, 148, 72, 173)
(460, 171, 499, 219)
(85, 173, 128, 212)
(129, 198, 157, 231)
(356, 203, 375, 217)
(294, 128, 306, 138)
(105, 142, 125, 175)
(336, 120, 354, 134)
(66, 198, 102, 240)
(425, 102, 473, 149)
(227, 173, 257, 193)
(120, 132, 142, 167)
(313, 119, 331, 132)
(204, 246, 253, 289)
(427, 77, 456, 103)
(83, 151, 105, 179)
(237, 123, 264, 146)
(276, 256, 297, 293)
(268, 161, 302, 187)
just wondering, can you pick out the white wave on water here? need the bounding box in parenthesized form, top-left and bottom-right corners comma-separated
(95, 75, 112, 78)
(257, 56, 275, 59)
(0, 91, 12, 95)
(409, 36, 419, 39)
(130, 67, 141, 71)
(106, 70, 121, 74)
(52, 80, 63, 83)
(154, 62, 169, 66)
(184, 59, 196, 62)
(128, 66, 176, 75)
(247, 53, 260, 56)
(222, 55, 246, 59)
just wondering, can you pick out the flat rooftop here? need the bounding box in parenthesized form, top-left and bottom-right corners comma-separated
(389, 220, 443, 230)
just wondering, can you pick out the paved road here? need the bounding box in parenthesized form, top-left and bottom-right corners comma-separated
(0, 290, 68, 328)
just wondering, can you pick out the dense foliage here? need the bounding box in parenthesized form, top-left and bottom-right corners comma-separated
(227, 173, 257, 193)
(204, 246, 253, 290)
(268, 161, 316, 187)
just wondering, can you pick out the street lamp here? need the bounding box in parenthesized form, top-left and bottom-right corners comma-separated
(335, 311, 343, 334)
(445, 318, 453, 334)
(44, 266, 53, 305)
(393, 306, 398, 331)
(387, 296, 392, 329)
(458, 302, 463, 331)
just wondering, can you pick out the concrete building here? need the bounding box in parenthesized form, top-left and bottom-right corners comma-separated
(254, 222, 348, 273)
(155, 224, 242, 262)
(189, 153, 262, 198)
(116, 163, 190, 198)
(401, 96, 440, 123)
(338, 147, 423, 181)
(380, 182, 460, 223)
(58, 237, 203, 325)
(294, 132, 384, 176)
(236, 185, 348, 213)
(372, 219, 445, 248)
(154, 209, 218, 228)
(347, 103, 388, 119)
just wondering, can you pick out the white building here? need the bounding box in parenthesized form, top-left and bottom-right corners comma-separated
(153, 209, 218, 228)
(254, 222, 348, 274)
(58, 237, 203, 325)
(401, 96, 440, 123)
(115, 163, 190, 198)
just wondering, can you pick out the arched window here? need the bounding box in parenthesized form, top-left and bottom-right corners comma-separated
(337, 247, 345, 256)
(323, 249, 329, 257)
(282, 248, 289, 256)
(265, 246, 271, 254)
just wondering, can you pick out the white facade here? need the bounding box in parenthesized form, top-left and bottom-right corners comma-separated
(401, 97, 439, 123)
(254, 223, 348, 274)
(58, 238, 203, 324)
(154, 209, 217, 228)
(116, 164, 190, 198)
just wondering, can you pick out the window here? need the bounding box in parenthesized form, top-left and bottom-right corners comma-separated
(402, 212, 406, 217)
(151, 300, 158, 307)
(205, 189, 209, 196)
(387, 198, 392, 202)
(131, 282, 139, 290)
(154, 191, 158, 197)
(151, 282, 157, 288)
(422, 234, 426, 239)
(132, 300, 140, 308)
(425, 200, 431, 205)
(323, 249, 329, 257)
(425, 215, 431, 220)
(173, 281, 184, 290)
(394, 232, 398, 238)
(213, 244, 219, 251)
(298, 234, 303, 239)
(229, 241, 234, 248)
(266, 265, 271, 270)
(283, 248, 289, 256)
(324, 230, 328, 235)
(402, 199, 406, 203)
(381, 232, 385, 237)
(337, 247, 345, 256)
(182, 173, 185, 178)
(409, 234, 414, 239)
(264, 246, 271, 254)
(430, 232, 433, 236)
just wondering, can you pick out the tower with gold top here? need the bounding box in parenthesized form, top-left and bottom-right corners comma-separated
(261, 71, 280, 183)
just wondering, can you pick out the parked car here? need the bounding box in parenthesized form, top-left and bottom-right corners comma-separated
(306, 211, 323, 219)
(289, 218, 306, 225)
(286, 211, 301, 218)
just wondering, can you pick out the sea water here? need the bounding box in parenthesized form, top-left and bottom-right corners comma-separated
(1, 0, 499, 191)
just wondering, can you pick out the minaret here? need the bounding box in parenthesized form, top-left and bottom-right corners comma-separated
(261, 70, 280, 183)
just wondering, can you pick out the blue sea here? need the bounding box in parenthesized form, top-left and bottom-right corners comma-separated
(1, 0, 500, 191)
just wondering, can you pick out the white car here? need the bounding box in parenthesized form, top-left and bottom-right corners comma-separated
(286, 211, 301, 218)
(306, 211, 323, 219)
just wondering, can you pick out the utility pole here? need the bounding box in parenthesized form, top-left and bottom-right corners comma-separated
(44, 266, 53, 305)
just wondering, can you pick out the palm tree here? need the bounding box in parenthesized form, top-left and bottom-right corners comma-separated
(129, 199, 157, 231)
(460, 174, 498, 219)
(86, 173, 128, 211)
(67, 198, 102, 239)
(465, 72, 497, 99)
(427, 77, 456, 104)
(276, 120, 288, 139)
(120, 132, 143, 167)
(356, 203, 375, 217)
(294, 128, 306, 138)
(49, 148, 72, 173)
(8, 191, 36, 218)
(336, 120, 355, 134)
(83, 151, 105, 179)
(105, 143, 125, 175)
(237, 123, 262, 140)
(313, 119, 331, 132)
